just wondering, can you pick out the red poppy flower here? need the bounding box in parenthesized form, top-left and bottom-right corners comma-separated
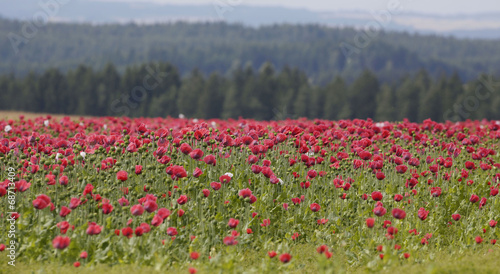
(122, 227, 133, 238)
(430, 187, 442, 197)
(117, 170, 128, 181)
(86, 222, 102, 235)
(204, 154, 216, 166)
(102, 203, 113, 214)
(261, 219, 271, 227)
(179, 143, 192, 154)
(395, 165, 408, 174)
(371, 191, 383, 201)
(80, 251, 88, 259)
(151, 214, 163, 227)
(59, 206, 71, 217)
(202, 189, 210, 197)
(228, 218, 239, 228)
(489, 220, 497, 228)
(392, 208, 406, 219)
(373, 206, 387, 217)
(135, 165, 143, 175)
(376, 172, 385, 180)
(15, 180, 31, 192)
(52, 236, 70, 249)
(251, 165, 262, 174)
(189, 148, 204, 160)
(33, 194, 51, 210)
(130, 204, 145, 216)
(475, 236, 483, 244)
(193, 167, 203, 178)
(219, 175, 231, 184)
(158, 208, 171, 219)
(177, 195, 188, 205)
(366, 218, 375, 228)
(190, 252, 199, 260)
(470, 194, 480, 203)
(465, 161, 476, 170)
(310, 203, 321, 212)
(238, 188, 252, 198)
(279, 253, 292, 263)
(223, 236, 238, 246)
(418, 207, 429, 221)
(167, 227, 178, 236)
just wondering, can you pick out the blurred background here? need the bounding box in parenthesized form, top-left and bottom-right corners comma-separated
(1, 0, 499, 121)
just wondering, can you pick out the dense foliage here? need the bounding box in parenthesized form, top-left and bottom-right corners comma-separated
(0, 117, 499, 272)
(0, 62, 499, 122)
(2, 19, 500, 84)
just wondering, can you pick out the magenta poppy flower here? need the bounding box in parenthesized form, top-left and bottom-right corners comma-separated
(279, 253, 292, 263)
(371, 191, 383, 201)
(130, 204, 145, 216)
(167, 227, 178, 236)
(228, 218, 239, 228)
(366, 218, 375, 228)
(190, 149, 204, 160)
(373, 206, 387, 217)
(310, 203, 321, 212)
(392, 208, 406, 220)
(117, 170, 128, 181)
(52, 236, 70, 249)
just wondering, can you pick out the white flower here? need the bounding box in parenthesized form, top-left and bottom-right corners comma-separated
(79, 122, 84, 126)
(103, 124, 107, 130)
(279, 178, 284, 185)
(56, 153, 61, 161)
(193, 119, 199, 123)
(211, 121, 217, 128)
(306, 152, 315, 156)
(4, 125, 12, 132)
(179, 113, 185, 119)
(80, 152, 86, 159)
(44, 120, 50, 127)
(224, 172, 234, 178)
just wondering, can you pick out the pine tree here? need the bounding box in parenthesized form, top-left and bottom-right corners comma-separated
(375, 84, 396, 121)
(177, 68, 205, 118)
(323, 76, 347, 120)
(348, 70, 380, 119)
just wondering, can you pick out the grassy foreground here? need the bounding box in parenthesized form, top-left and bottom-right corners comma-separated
(3, 245, 498, 274)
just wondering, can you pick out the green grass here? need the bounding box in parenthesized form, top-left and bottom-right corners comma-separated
(3, 245, 498, 273)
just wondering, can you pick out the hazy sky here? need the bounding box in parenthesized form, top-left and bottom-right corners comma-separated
(96, 0, 500, 14)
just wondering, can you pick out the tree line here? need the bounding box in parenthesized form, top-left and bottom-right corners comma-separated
(0, 62, 499, 122)
(2, 19, 500, 85)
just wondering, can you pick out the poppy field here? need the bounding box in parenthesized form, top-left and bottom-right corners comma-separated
(1, 116, 499, 273)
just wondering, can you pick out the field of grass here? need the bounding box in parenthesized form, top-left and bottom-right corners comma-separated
(2, 245, 498, 273)
(0, 111, 89, 120)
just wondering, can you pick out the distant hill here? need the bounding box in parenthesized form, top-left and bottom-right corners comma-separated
(1, 0, 500, 39)
(1, 18, 500, 84)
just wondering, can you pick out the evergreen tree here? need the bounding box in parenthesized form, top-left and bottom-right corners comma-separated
(419, 75, 446, 121)
(348, 70, 380, 119)
(197, 73, 225, 118)
(375, 84, 396, 121)
(323, 76, 347, 120)
(177, 68, 205, 118)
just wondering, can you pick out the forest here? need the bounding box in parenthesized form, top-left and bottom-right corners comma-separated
(0, 61, 499, 122)
(2, 18, 500, 85)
